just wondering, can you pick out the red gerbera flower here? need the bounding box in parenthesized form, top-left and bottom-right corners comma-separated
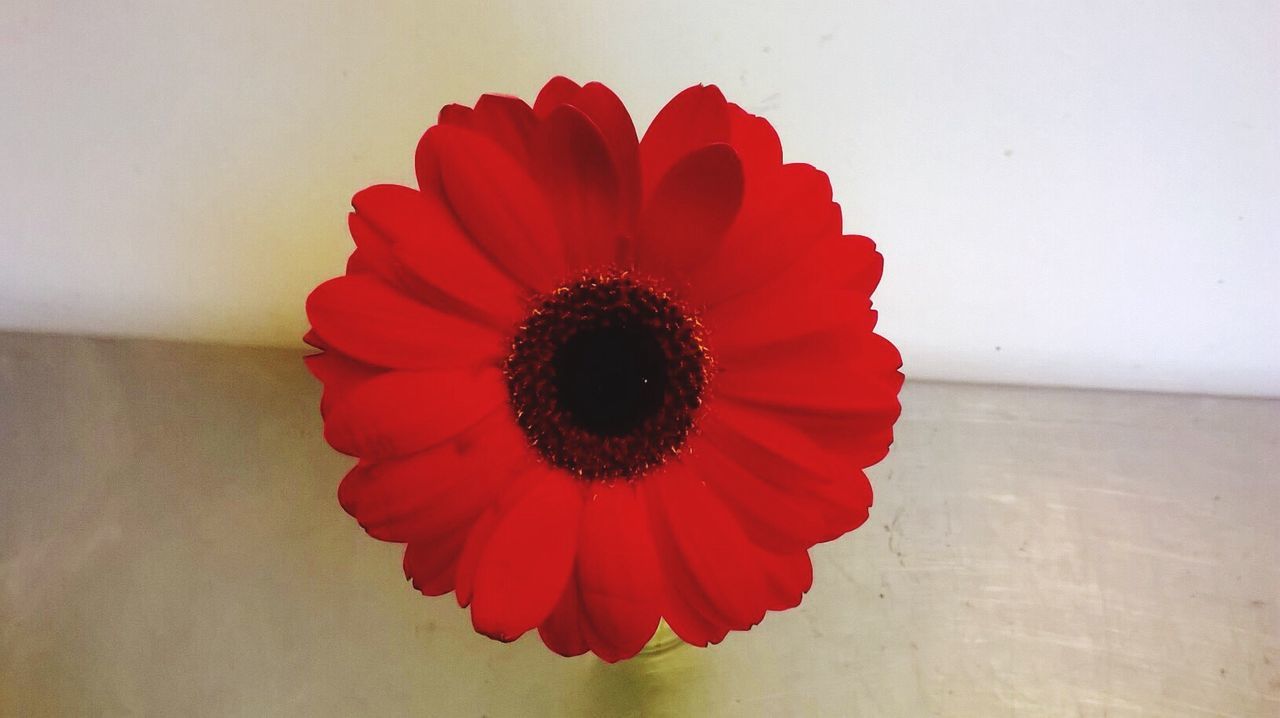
(304, 77, 903, 662)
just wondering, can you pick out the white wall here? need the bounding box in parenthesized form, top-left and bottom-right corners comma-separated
(2, 1, 1277, 396)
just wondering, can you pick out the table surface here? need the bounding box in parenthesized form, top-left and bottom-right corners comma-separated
(1, 332, 1276, 717)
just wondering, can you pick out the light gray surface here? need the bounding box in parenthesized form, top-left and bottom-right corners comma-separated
(0, 332, 1276, 717)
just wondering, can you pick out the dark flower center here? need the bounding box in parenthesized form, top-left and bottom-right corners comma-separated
(552, 325, 668, 437)
(505, 274, 708, 479)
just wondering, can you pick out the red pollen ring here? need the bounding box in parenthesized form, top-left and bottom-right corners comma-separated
(504, 273, 710, 479)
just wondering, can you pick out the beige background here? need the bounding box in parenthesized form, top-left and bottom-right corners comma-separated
(1, 332, 1276, 716)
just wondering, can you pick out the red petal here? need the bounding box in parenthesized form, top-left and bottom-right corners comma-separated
(780, 415, 898, 469)
(758, 550, 813, 611)
(430, 125, 565, 291)
(567, 82, 641, 225)
(470, 469, 585, 641)
(576, 482, 662, 662)
(717, 330, 902, 416)
(707, 287, 872, 361)
(302, 329, 327, 351)
(642, 497, 730, 647)
(538, 573, 591, 657)
(690, 163, 840, 306)
(533, 76, 582, 118)
(639, 85, 730, 200)
(345, 212, 400, 285)
(717, 233, 883, 316)
(531, 80, 641, 227)
(657, 581, 729, 648)
(306, 275, 505, 371)
(463, 94, 538, 168)
(704, 403, 844, 483)
(403, 531, 469, 597)
(415, 126, 445, 195)
(351, 184, 526, 327)
(727, 103, 783, 178)
(773, 234, 883, 301)
(824, 234, 884, 295)
(647, 463, 771, 630)
(337, 411, 532, 542)
(534, 105, 623, 270)
(323, 367, 505, 459)
(702, 233, 884, 359)
(454, 508, 499, 608)
(438, 103, 473, 127)
(303, 351, 383, 419)
(636, 143, 744, 280)
(723, 331, 902, 470)
(338, 457, 443, 542)
(454, 469, 541, 608)
(685, 437, 827, 553)
(703, 404, 875, 542)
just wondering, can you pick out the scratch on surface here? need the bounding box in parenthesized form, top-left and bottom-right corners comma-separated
(1076, 694, 1146, 715)
(999, 627, 1097, 652)
(1163, 697, 1251, 718)
(885, 507, 906, 567)
(1070, 485, 1189, 505)
(1105, 540, 1213, 565)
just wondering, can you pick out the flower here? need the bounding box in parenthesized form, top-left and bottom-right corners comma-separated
(304, 76, 903, 662)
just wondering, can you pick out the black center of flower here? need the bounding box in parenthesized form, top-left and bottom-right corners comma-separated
(506, 274, 708, 479)
(552, 326, 668, 436)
